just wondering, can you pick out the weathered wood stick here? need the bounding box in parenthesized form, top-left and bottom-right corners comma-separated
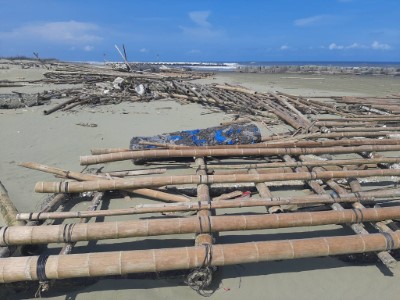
(43, 96, 79, 115)
(17, 187, 400, 220)
(1, 231, 400, 283)
(4, 206, 400, 246)
(79, 144, 400, 165)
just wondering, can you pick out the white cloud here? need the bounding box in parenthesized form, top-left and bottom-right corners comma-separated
(294, 15, 328, 27)
(280, 45, 289, 50)
(189, 11, 211, 27)
(329, 43, 344, 50)
(0, 21, 102, 45)
(83, 45, 94, 51)
(371, 41, 391, 50)
(189, 49, 201, 54)
(328, 41, 392, 51)
(347, 43, 363, 49)
(180, 11, 224, 39)
(139, 48, 149, 53)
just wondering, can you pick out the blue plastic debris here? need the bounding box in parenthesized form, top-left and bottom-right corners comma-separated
(130, 124, 261, 150)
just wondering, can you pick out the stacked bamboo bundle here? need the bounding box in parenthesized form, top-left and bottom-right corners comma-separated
(3, 78, 400, 297)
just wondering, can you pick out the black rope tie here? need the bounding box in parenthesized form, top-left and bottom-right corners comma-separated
(198, 216, 212, 234)
(63, 224, 75, 243)
(0, 226, 8, 246)
(382, 232, 395, 251)
(352, 208, 364, 223)
(36, 254, 49, 281)
(202, 243, 213, 267)
(185, 244, 215, 297)
(198, 216, 204, 234)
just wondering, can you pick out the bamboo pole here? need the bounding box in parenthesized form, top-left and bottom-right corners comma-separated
(79, 144, 400, 165)
(334, 175, 398, 272)
(249, 169, 282, 213)
(1, 231, 400, 283)
(194, 158, 213, 245)
(0, 181, 25, 227)
(90, 138, 400, 152)
(299, 156, 397, 271)
(4, 206, 400, 246)
(329, 126, 400, 132)
(35, 168, 400, 194)
(59, 192, 104, 255)
(17, 187, 400, 221)
(272, 94, 312, 127)
(261, 131, 400, 142)
(0, 181, 25, 258)
(19, 162, 190, 203)
(195, 157, 400, 170)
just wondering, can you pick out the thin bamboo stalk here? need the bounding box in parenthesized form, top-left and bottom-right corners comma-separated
(19, 162, 190, 203)
(17, 187, 400, 221)
(100, 168, 167, 177)
(261, 131, 400, 142)
(329, 126, 400, 132)
(35, 168, 400, 194)
(79, 144, 400, 165)
(195, 157, 400, 170)
(4, 206, 400, 246)
(89, 138, 400, 152)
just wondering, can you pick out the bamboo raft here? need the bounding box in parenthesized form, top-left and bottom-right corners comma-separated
(2, 64, 400, 296)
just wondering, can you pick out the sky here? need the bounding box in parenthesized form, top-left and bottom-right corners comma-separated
(0, 0, 399, 62)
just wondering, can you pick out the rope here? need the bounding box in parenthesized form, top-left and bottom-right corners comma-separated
(382, 232, 395, 251)
(62, 224, 75, 243)
(0, 226, 8, 246)
(185, 244, 216, 297)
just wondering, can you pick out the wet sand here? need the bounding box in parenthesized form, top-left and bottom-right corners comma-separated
(1, 63, 400, 299)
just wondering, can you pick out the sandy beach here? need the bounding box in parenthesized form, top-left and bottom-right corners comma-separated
(1, 60, 400, 300)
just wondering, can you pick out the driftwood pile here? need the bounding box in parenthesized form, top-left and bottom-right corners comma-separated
(2, 63, 400, 296)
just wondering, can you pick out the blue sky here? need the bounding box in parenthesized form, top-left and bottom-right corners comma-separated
(0, 0, 399, 62)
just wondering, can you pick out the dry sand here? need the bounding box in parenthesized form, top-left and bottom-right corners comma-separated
(1, 62, 400, 299)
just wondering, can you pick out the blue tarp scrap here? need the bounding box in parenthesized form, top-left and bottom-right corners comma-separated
(130, 123, 261, 150)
